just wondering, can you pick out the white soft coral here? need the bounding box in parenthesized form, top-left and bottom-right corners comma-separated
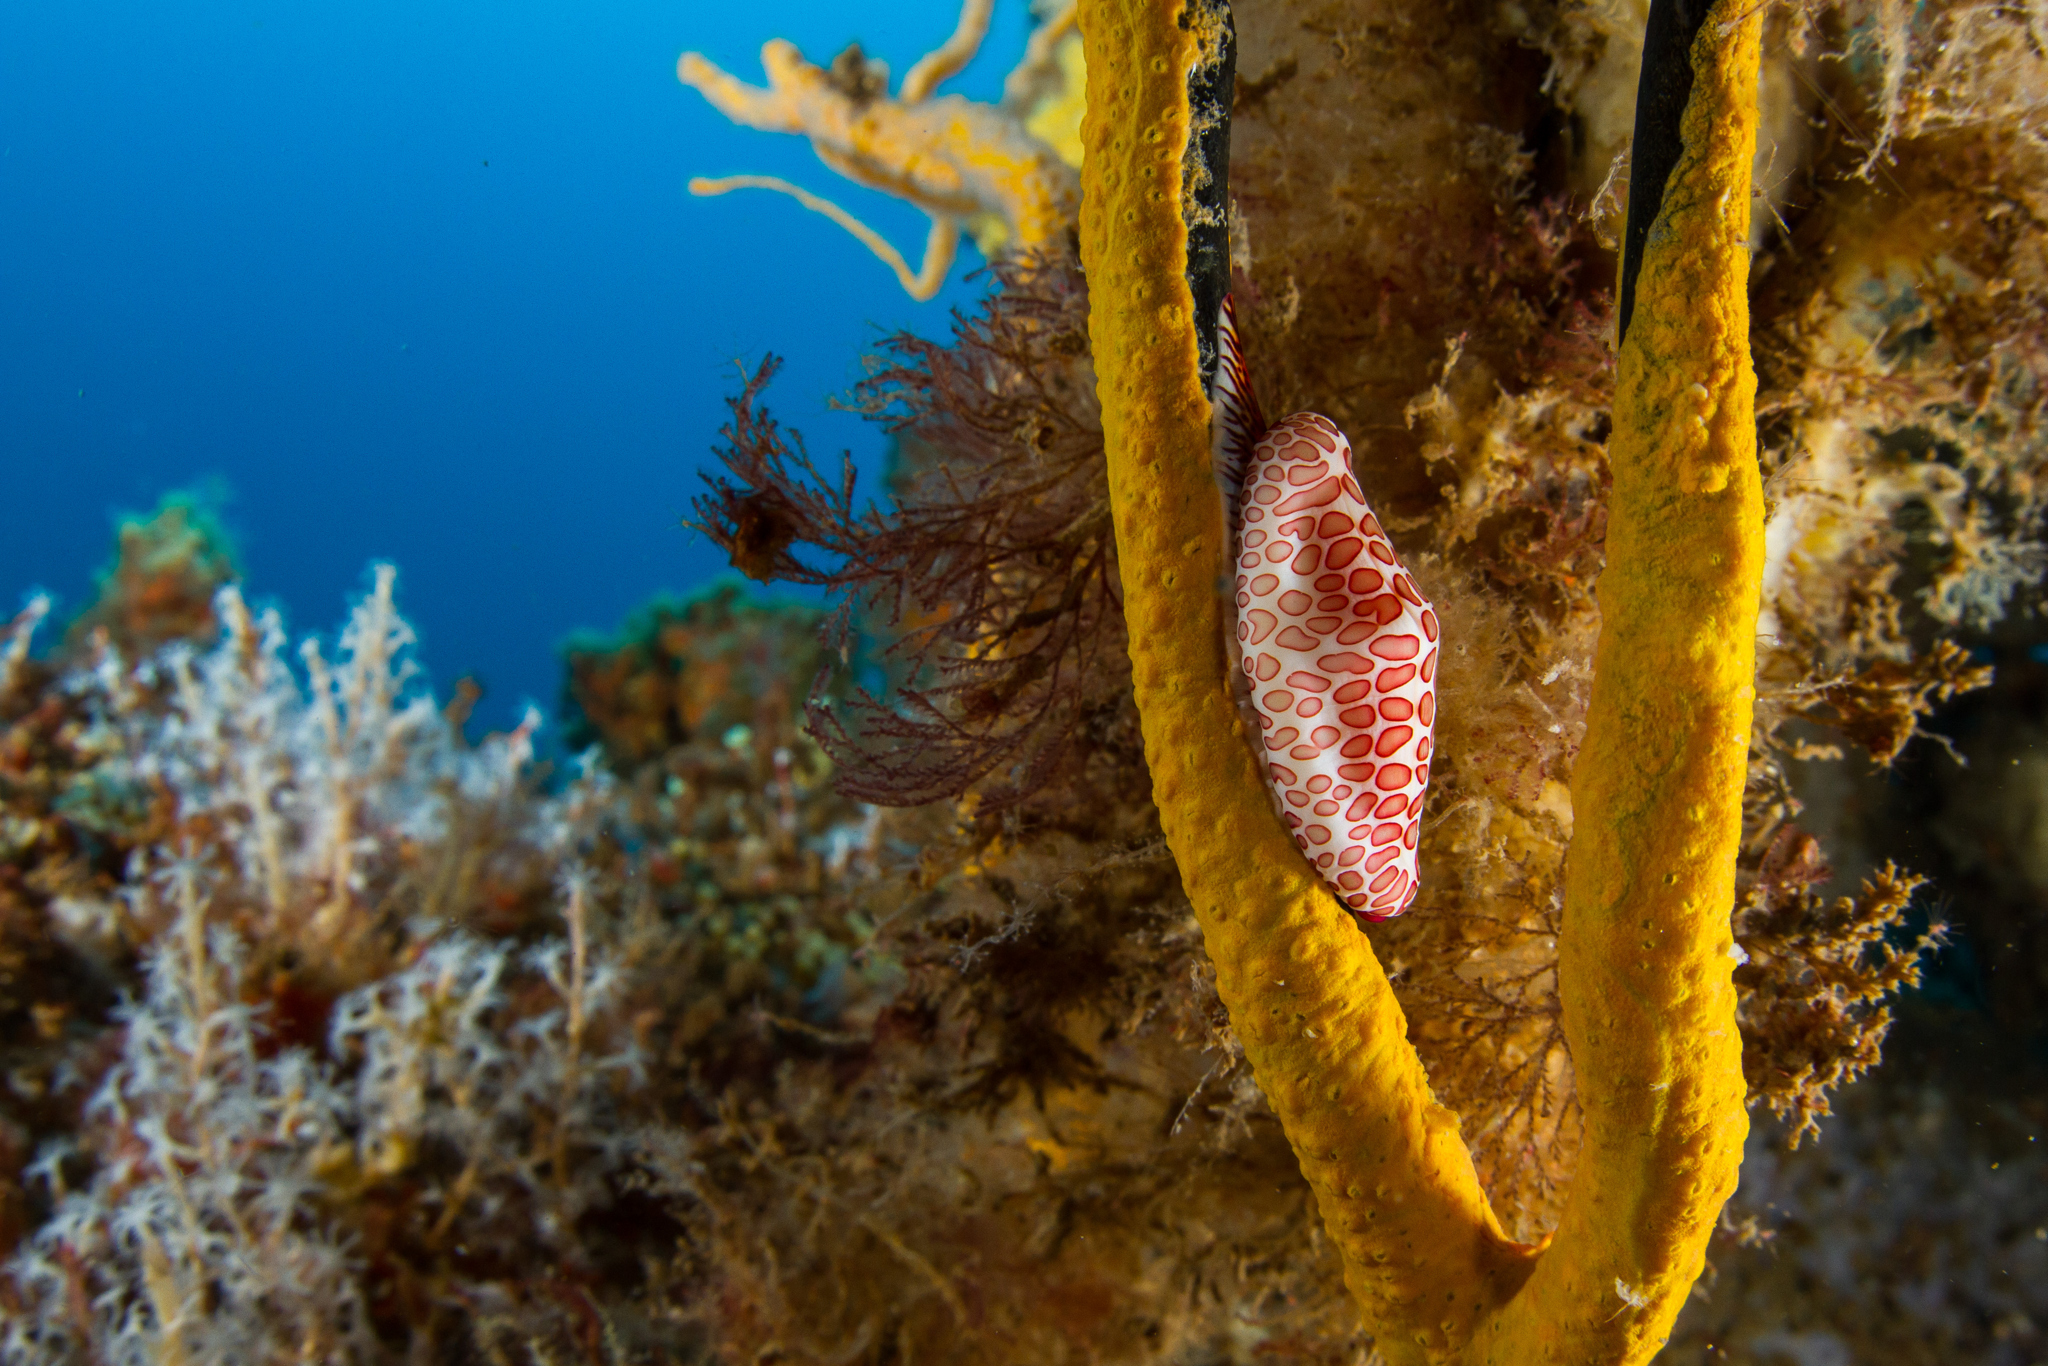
(2, 859, 372, 1366)
(3, 567, 643, 1366)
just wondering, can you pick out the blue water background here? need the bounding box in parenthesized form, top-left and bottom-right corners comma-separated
(1, 0, 1020, 734)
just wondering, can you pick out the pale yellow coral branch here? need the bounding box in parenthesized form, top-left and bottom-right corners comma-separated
(901, 0, 996, 104)
(678, 6, 1080, 300)
(688, 175, 959, 302)
(676, 50, 800, 133)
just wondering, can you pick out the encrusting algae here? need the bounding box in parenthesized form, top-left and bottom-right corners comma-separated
(1, 0, 2045, 1361)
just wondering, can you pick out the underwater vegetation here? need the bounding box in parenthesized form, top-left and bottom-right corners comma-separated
(683, 0, 2045, 1359)
(0, 543, 901, 1362)
(558, 583, 833, 770)
(0, 0, 2044, 1362)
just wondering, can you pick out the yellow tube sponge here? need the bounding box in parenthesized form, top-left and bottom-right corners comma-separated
(1077, 1, 1534, 1356)
(1077, 0, 1761, 1361)
(680, 1, 1079, 299)
(1477, 3, 1763, 1356)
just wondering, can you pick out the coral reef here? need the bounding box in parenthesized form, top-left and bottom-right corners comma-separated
(0, 507, 2003, 1366)
(0, 536, 890, 1361)
(2, 0, 2044, 1361)
(680, 0, 2041, 1358)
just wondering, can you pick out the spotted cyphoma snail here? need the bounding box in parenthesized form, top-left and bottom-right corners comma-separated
(1212, 296, 1438, 922)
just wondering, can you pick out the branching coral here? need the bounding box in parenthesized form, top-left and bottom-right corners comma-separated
(1, 570, 632, 1357)
(688, 252, 1128, 816)
(4, 860, 373, 1366)
(327, 876, 648, 1263)
(2, 598, 51, 702)
(0, 557, 894, 1363)
(680, 0, 1083, 298)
